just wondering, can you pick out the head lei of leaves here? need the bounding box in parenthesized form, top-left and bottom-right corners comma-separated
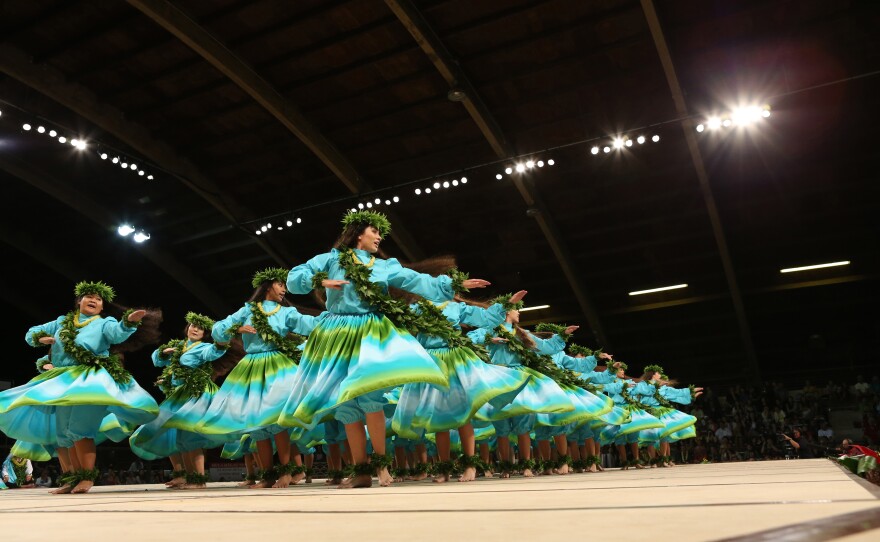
(490, 294, 524, 312)
(341, 210, 392, 237)
(185, 312, 214, 332)
(609, 361, 628, 373)
(567, 343, 595, 357)
(74, 281, 116, 303)
(251, 267, 289, 289)
(643, 364, 664, 377)
(535, 322, 572, 341)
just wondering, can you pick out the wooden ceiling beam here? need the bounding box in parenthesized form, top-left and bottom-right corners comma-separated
(0, 43, 293, 269)
(385, 0, 610, 346)
(640, 0, 761, 381)
(0, 155, 229, 315)
(126, 0, 424, 260)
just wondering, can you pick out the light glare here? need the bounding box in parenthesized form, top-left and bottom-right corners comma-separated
(780, 261, 850, 273)
(629, 284, 687, 296)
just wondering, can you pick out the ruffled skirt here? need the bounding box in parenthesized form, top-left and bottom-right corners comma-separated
(129, 383, 221, 460)
(391, 347, 531, 439)
(0, 365, 158, 448)
(277, 313, 448, 429)
(475, 366, 574, 421)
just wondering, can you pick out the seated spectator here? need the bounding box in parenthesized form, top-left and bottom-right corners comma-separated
(34, 469, 52, 488)
(853, 376, 870, 397)
(818, 423, 834, 440)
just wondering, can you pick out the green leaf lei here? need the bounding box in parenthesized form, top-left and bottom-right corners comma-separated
(248, 302, 306, 362)
(488, 325, 593, 391)
(311, 271, 329, 290)
(534, 322, 571, 342)
(29, 331, 52, 346)
(652, 382, 673, 408)
(154, 339, 216, 399)
(490, 294, 524, 312)
(59, 312, 131, 384)
(336, 250, 489, 361)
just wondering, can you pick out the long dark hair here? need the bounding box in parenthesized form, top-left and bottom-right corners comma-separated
(248, 281, 292, 306)
(334, 223, 389, 259)
(74, 296, 164, 357)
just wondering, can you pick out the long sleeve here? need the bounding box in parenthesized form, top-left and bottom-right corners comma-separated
(631, 381, 657, 398)
(283, 307, 319, 336)
(553, 352, 598, 373)
(588, 370, 617, 384)
(25, 317, 63, 346)
(530, 333, 566, 356)
(212, 305, 250, 343)
(100, 316, 138, 345)
(179, 343, 228, 368)
(458, 303, 506, 329)
(603, 381, 625, 395)
(467, 327, 490, 346)
(660, 386, 693, 405)
(287, 253, 333, 294)
(385, 258, 454, 302)
(151, 348, 171, 368)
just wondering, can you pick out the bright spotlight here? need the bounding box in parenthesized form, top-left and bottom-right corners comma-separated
(433, 182, 441, 189)
(515, 163, 526, 172)
(112, 157, 119, 163)
(625, 139, 633, 147)
(147, 175, 154, 180)
(374, 198, 381, 204)
(130, 164, 137, 170)
(117, 224, 135, 237)
(652, 135, 660, 142)
(58, 136, 67, 143)
(100, 153, 108, 160)
(460, 178, 467, 184)
(256, 230, 261, 235)
(537, 161, 544, 167)
(133, 232, 151, 243)
(76, 140, 87, 150)
(266, 223, 271, 229)
(451, 180, 458, 186)
(286, 220, 293, 227)
(358, 203, 364, 209)
(49, 130, 57, 137)
(37, 126, 46, 133)
(22, 123, 32, 131)
(442, 181, 450, 188)
(591, 147, 599, 155)
(547, 159, 555, 165)
(696, 124, 705, 132)
(722, 119, 731, 127)
(425, 188, 432, 193)
(415, 188, 422, 195)
(613, 138, 624, 149)
(138, 170, 144, 176)
(366, 202, 372, 208)
(761, 108, 771, 118)
(121, 162, 128, 168)
(505, 167, 513, 174)
(603, 146, 610, 153)
(385, 200, 391, 205)
(707, 117, 721, 130)
(526, 160, 535, 168)
(637, 135, 646, 144)
(393, 196, 399, 202)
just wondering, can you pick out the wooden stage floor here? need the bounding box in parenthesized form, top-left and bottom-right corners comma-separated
(2, 459, 879, 541)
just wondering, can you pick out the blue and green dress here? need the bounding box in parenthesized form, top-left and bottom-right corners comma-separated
(391, 301, 531, 439)
(657, 385, 698, 443)
(129, 340, 229, 460)
(467, 324, 574, 438)
(599, 379, 664, 445)
(279, 248, 452, 429)
(182, 302, 317, 442)
(0, 313, 159, 450)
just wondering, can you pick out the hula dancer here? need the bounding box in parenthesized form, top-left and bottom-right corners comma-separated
(130, 312, 238, 489)
(0, 281, 160, 494)
(281, 210, 489, 488)
(187, 268, 318, 488)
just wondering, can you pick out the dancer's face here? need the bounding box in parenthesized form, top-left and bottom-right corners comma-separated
(506, 309, 520, 324)
(616, 369, 625, 378)
(79, 294, 104, 316)
(187, 325, 206, 341)
(651, 371, 661, 381)
(356, 226, 382, 253)
(265, 281, 287, 303)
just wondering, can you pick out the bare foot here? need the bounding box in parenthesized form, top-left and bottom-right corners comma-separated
(484, 470, 494, 478)
(166, 476, 186, 488)
(290, 472, 305, 485)
(523, 468, 535, 478)
(458, 467, 476, 482)
(249, 480, 273, 489)
(433, 473, 449, 483)
(180, 483, 206, 490)
(393, 472, 405, 483)
(305, 474, 313, 484)
(236, 480, 255, 488)
(597, 464, 605, 472)
(500, 471, 511, 479)
(408, 471, 427, 481)
(377, 467, 393, 487)
(557, 464, 570, 475)
(589, 464, 598, 473)
(542, 468, 553, 476)
(71, 480, 94, 494)
(49, 483, 73, 495)
(635, 463, 646, 469)
(272, 473, 292, 488)
(338, 474, 372, 489)
(325, 476, 342, 485)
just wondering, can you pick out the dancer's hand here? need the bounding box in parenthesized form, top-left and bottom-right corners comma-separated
(462, 279, 491, 289)
(237, 325, 257, 334)
(42, 363, 54, 371)
(564, 325, 579, 335)
(38, 336, 55, 345)
(612, 361, 622, 368)
(322, 279, 349, 290)
(127, 310, 147, 322)
(490, 337, 508, 343)
(162, 348, 175, 355)
(509, 290, 528, 303)
(598, 352, 613, 360)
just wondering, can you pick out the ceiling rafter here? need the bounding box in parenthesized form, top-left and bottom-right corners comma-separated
(639, 0, 761, 380)
(0, 43, 293, 268)
(385, 0, 610, 346)
(0, 155, 229, 314)
(126, 0, 425, 260)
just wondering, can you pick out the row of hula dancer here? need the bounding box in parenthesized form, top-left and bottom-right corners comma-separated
(0, 210, 703, 494)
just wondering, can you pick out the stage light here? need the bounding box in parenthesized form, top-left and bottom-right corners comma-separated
(49, 130, 57, 137)
(505, 167, 513, 174)
(452, 180, 458, 186)
(496, 174, 503, 180)
(526, 160, 535, 168)
(138, 170, 144, 176)
(393, 196, 399, 202)
(37, 126, 45, 133)
(613, 138, 624, 149)
(652, 135, 660, 142)
(256, 230, 261, 235)
(696, 124, 705, 132)
(443, 181, 450, 188)
(374, 198, 381, 204)
(286, 220, 293, 227)
(100, 153, 108, 160)
(434, 182, 441, 189)
(112, 157, 119, 163)
(603, 146, 610, 153)
(460, 177, 467, 183)
(130, 164, 137, 170)
(515, 163, 526, 173)
(121, 162, 128, 168)
(537, 161, 544, 167)
(266, 223, 271, 229)
(707, 117, 721, 130)
(637, 135, 646, 144)
(629, 284, 687, 296)
(75, 140, 86, 150)
(366, 202, 373, 208)
(58, 136, 67, 143)
(591, 147, 599, 155)
(547, 159, 555, 165)
(147, 175, 154, 180)
(385, 200, 391, 205)
(425, 188, 432, 193)
(722, 119, 731, 127)
(780, 261, 850, 273)
(296, 217, 302, 224)
(519, 305, 550, 312)
(22, 123, 31, 131)
(625, 139, 633, 147)
(117, 224, 135, 237)
(133, 232, 151, 243)
(358, 203, 364, 209)
(415, 188, 422, 194)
